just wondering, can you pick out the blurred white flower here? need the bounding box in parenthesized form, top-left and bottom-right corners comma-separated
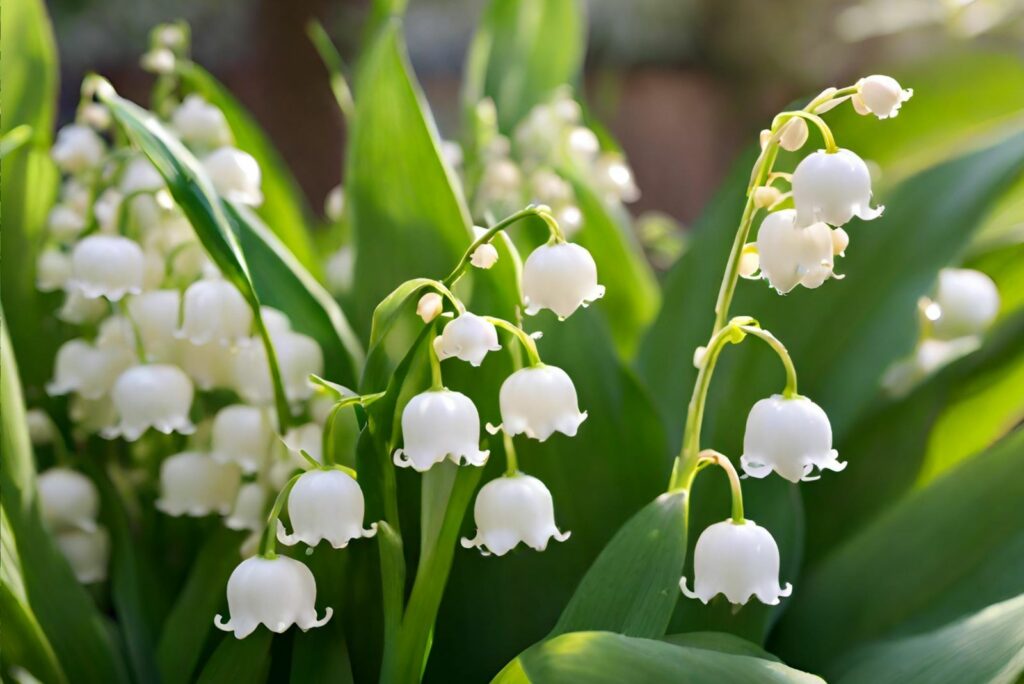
(498, 365, 587, 441)
(470, 242, 499, 269)
(55, 527, 110, 584)
(26, 409, 55, 445)
(594, 153, 640, 203)
(180, 339, 236, 391)
(203, 147, 263, 206)
(278, 469, 377, 549)
(681, 519, 792, 605)
(740, 394, 845, 482)
(211, 405, 273, 474)
(156, 451, 241, 516)
(140, 48, 176, 74)
(326, 246, 354, 296)
(68, 235, 145, 301)
(324, 184, 345, 222)
(57, 290, 109, 325)
(177, 277, 253, 346)
(225, 482, 268, 532)
(93, 188, 124, 234)
(36, 248, 72, 292)
(38, 468, 99, 533)
(930, 268, 1000, 340)
(433, 312, 501, 367)
(120, 156, 165, 195)
(46, 338, 135, 400)
(215, 556, 331, 639)
(47, 204, 87, 242)
(792, 149, 882, 227)
(394, 390, 488, 472)
(755, 209, 836, 294)
(461, 473, 569, 556)
(172, 94, 232, 149)
(522, 242, 604, 319)
(233, 331, 323, 404)
(104, 364, 195, 441)
(127, 289, 182, 363)
(51, 124, 105, 174)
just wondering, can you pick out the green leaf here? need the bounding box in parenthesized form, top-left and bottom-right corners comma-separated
(176, 61, 322, 276)
(568, 176, 659, 358)
(462, 0, 585, 133)
(224, 202, 363, 388)
(97, 82, 293, 430)
(346, 18, 473, 337)
(772, 429, 1024, 671)
(552, 491, 687, 639)
(306, 20, 354, 120)
(195, 631, 272, 684)
(0, 0, 60, 393)
(0, 309, 130, 683)
(494, 631, 822, 683)
(157, 527, 245, 684)
(662, 631, 782, 662)
(832, 594, 1024, 684)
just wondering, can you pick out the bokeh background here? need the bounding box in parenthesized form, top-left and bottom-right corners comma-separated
(48, 0, 1024, 242)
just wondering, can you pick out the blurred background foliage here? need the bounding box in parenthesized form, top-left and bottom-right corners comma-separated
(2, 0, 1024, 682)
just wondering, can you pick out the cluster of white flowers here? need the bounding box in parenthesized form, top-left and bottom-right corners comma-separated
(883, 267, 1000, 395)
(36, 467, 109, 583)
(680, 76, 913, 608)
(456, 89, 639, 236)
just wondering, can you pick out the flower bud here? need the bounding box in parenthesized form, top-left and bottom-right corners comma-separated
(47, 204, 87, 242)
(203, 147, 263, 206)
(177, 278, 253, 346)
(172, 94, 232, 149)
(930, 268, 1000, 340)
(104, 364, 195, 441)
(51, 124, 106, 174)
(522, 242, 604, 319)
(38, 468, 99, 533)
(738, 243, 760, 279)
(278, 469, 377, 549)
(46, 338, 135, 400)
(681, 519, 792, 605)
(79, 102, 111, 130)
(36, 248, 72, 292)
(55, 527, 110, 584)
(225, 483, 268, 531)
(69, 235, 145, 301)
(324, 185, 345, 222)
(140, 48, 175, 74)
(755, 209, 835, 294)
(856, 75, 913, 119)
(211, 405, 273, 474)
(831, 227, 850, 256)
(156, 451, 241, 516)
(215, 556, 331, 639)
(498, 365, 587, 441)
(433, 312, 500, 367)
(752, 186, 782, 210)
(471, 243, 500, 269)
(740, 394, 845, 482)
(792, 148, 882, 227)
(393, 390, 488, 472)
(461, 473, 570, 556)
(416, 292, 443, 323)
(779, 118, 809, 152)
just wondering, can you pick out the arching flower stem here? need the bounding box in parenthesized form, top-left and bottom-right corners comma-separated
(738, 324, 799, 398)
(502, 431, 519, 477)
(258, 472, 302, 558)
(322, 393, 384, 466)
(697, 449, 745, 524)
(428, 323, 445, 390)
(483, 315, 542, 366)
(115, 298, 149, 363)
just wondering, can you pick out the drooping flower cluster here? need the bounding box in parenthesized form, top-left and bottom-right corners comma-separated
(679, 77, 911, 607)
(36, 466, 109, 584)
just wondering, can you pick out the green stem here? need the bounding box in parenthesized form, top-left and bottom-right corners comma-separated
(700, 450, 745, 523)
(739, 325, 799, 397)
(258, 473, 301, 557)
(441, 205, 559, 288)
(116, 299, 148, 363)
(779, 111, 838, 153)
(428, 280, 465, 314)
(483, 316, 542, 366)
(253, 311, 292, 434)
(503, 431, 519, 476)
(322, 395, 370, 466)
(428, 323, 444, 390)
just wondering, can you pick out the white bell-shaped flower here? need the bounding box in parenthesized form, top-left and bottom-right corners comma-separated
(792, 148, 882, 227)
(93, 188, 123, 234)
(225, 483, 268, 531)
(461, 473, 570, 556)
(931, 268, 1000, 340)
(68, 235, 145, 301)
(681, 519, 792, 605)
(120, 156, 165, 195)
(104, 364, 195, 441)
(180, 340, 236, 390)
(278, 469, 377, 549)
(471, 243, 499, 269)
(26, 409, 55, 445)
(156, 451, 241, 516)
(172, 94, 232, 148)
(855, 75, 912, 119)
(215, 555, 331, 639)
(46, 338, 135, 400)
(57, 290, 108, 325)
(36, 248, 72, 292)
(260, 307, 293, 336)
(522, 242, 605, 319)
(177, 278, 253, 346)
(232, 332, 322, 404)
(755, 209, 836, 294)
(282, 422, 324, 465)
(127, 289, 182, 363)
(55, 527, 110, 584)
(499, 365, 587, 441)
(393, 390, 489, 472)
(211, 404, 273, 474)
(51, 124, 106, 174)
(433, 312, 501, 367)
(740, 394, 845, 482)
(203, 147, 263, 206)
(37, 468, 99, 533)
(47, 204, 87, 242)
(416, 292, 443, 323)
(324, 185, 345, 222)
(325, 246, 354, 295)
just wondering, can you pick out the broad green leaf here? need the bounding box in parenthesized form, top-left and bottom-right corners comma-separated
(569, 176, 659, 358)
(462, 0, 585, 133)
(290, 618, 355, 684)
(196, 631, 272, 684)
(772, 429, 1024, 671)
(97, 83, 292, 430)
(176, 61, 321, 275)
(0, 311, 130, 683)
(495, 631, 822, 683)
(552, 491, 687, 638)
(156, 527, 245, 684)
(346, 18, 472, 337)
(833, 594, 1024, 684)
(0, 507, 66, 684)
(0, 0, 60, 392)
(224, 202, 362, 387)
(662, 631, 782, 662)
